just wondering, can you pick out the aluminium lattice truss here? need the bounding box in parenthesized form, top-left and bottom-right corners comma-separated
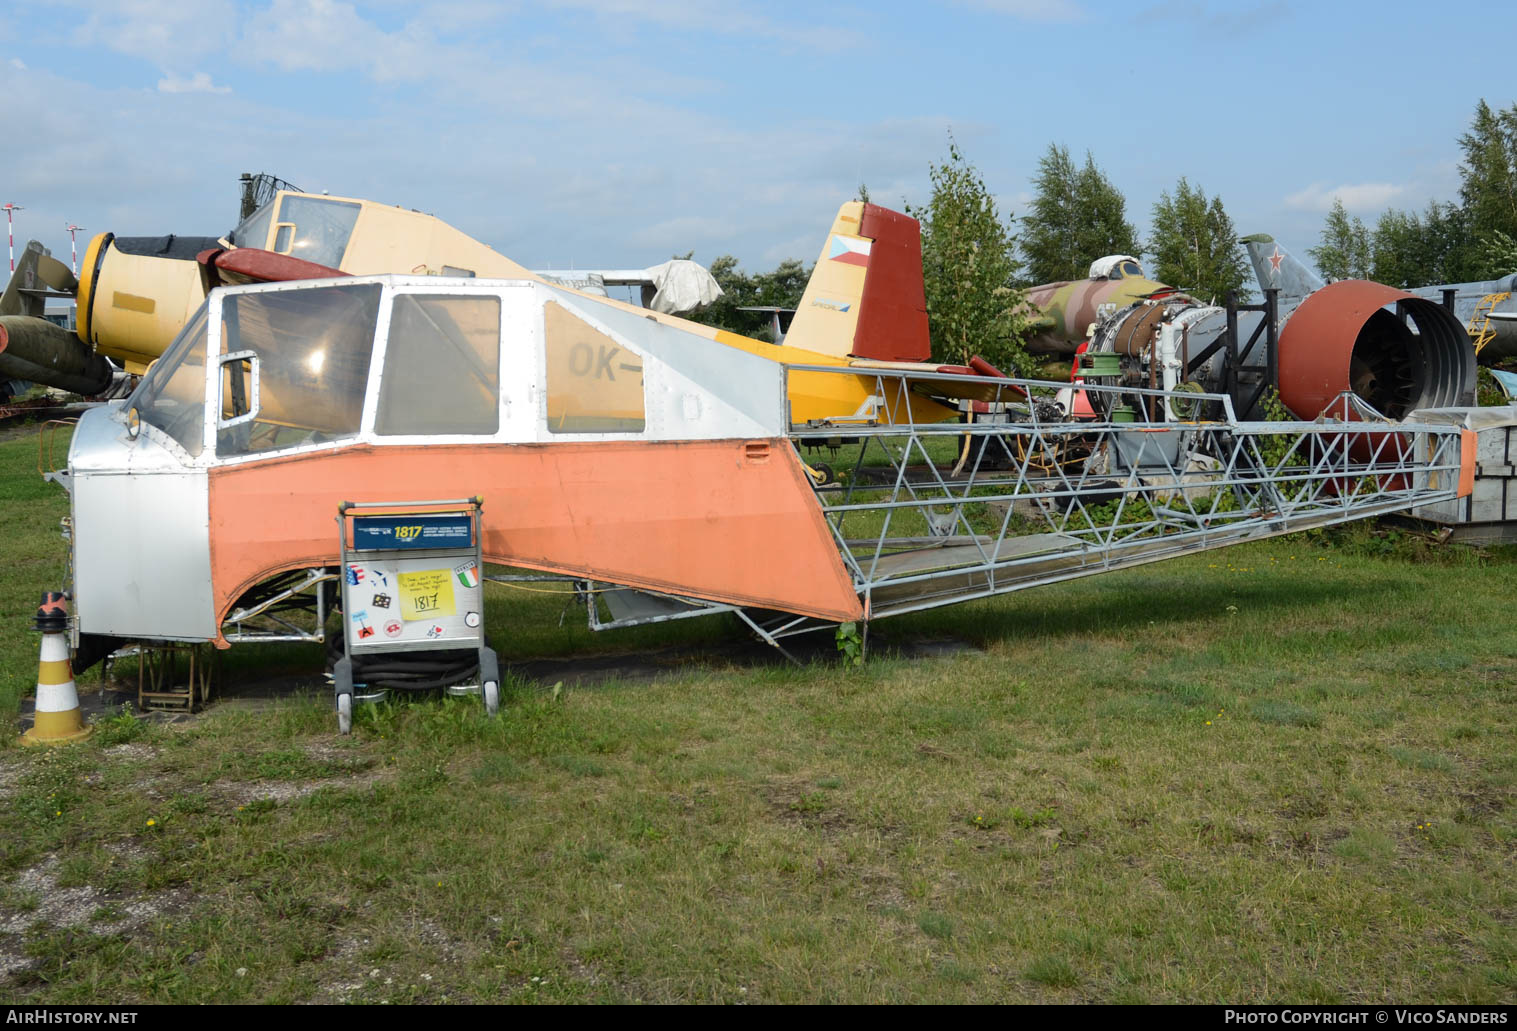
(781, 365, 1468, 632)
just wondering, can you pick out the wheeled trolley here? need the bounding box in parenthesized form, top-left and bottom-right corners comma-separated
(332, 497, 500, 734)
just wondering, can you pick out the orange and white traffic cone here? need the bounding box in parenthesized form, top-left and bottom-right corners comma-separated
(22, 592, 91, 746)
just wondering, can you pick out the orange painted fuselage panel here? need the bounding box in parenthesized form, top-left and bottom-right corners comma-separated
(206, 439, 863, 641)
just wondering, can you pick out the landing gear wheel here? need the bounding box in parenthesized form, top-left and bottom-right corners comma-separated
(483, 680, 499, 718)
(814, 462, 835, 486)
(337, 693, 352, 735)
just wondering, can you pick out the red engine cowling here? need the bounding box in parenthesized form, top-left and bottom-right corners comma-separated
(1277, 279, 1473, 421)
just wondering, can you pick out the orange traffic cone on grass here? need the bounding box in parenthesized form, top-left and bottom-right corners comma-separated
(22, 592, 91, 746)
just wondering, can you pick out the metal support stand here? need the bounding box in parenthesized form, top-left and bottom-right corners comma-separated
(1221, 288, 1280, 418)
(137, 643, 214, 712)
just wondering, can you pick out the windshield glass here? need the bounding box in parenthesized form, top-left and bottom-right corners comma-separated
(229, 200, 274, 249)
(273, 196, 361, 268)
(125, 305, 210, 458)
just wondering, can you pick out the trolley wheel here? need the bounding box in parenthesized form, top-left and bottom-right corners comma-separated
(337, 693, 352, 736)
(483, 680, 499, 717)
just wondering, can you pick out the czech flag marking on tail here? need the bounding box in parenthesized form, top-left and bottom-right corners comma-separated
(828, 235, 872, 267)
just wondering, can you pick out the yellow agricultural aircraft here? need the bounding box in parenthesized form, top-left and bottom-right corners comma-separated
(6, 190, 1026, 427)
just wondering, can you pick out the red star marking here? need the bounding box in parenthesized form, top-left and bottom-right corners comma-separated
(1268, 246, 1284, 274)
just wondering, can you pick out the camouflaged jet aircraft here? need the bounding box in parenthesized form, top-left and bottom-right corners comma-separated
(1022, 255, 1190, 355)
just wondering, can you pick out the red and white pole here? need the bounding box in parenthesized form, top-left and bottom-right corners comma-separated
(2, 204, 20, 273)
(66, 224, 84, 276)
(1, 201, 21, 271)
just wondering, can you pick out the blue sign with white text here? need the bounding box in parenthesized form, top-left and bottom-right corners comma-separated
(353, 515, 473, 551)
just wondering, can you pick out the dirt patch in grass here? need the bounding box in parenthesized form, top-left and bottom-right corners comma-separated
(103, 744, 157, 762)
(762, 777, 853, 832)
(0, 853, 196, 982)
(0, 761, 23, 800)
(211, 767, 389, 807)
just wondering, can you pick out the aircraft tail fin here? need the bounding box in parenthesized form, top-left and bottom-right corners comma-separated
(1, 241, 74, 319)
(784, 202, 930, 362)
(1242, 233, 1324, 306)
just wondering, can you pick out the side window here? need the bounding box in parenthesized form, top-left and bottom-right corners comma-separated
(376, 295, 501, 436)
(543, 301, 646, 433)
(272, 196, 362, 268)
(230, 200, 274, 249)
(216, 283, 381, 457)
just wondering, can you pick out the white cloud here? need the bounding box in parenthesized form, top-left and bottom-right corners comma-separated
(629, 214, 739, 251)
(157, 71, 231, 94)
(9, 58, 25, 70)
(238, 0, 438, 81)
(68, 0, 239, 64)
(1283, 181, 1406, 213)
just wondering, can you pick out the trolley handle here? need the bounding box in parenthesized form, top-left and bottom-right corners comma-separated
(339, 496, 484, 514)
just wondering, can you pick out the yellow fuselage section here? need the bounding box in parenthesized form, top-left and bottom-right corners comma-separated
(75, 192, 956, 426)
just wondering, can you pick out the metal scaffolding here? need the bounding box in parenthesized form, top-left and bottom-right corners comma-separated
(784, 365, 1467, 629)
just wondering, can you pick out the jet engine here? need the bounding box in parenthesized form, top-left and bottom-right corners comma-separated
(1076, 282, 1474, 422)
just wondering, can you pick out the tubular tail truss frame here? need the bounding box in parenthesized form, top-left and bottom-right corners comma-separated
(786, 365, 1468, 622)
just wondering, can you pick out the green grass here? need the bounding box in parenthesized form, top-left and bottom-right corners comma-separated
(1, 428, 1515, 1002)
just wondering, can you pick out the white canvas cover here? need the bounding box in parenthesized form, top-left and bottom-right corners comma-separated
(645, 259, 723, 314)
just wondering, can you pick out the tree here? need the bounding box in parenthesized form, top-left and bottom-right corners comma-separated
(907, 137, 1035, 373)
(1148, 178, 1250, 302)
(1020, 143, 1141, 284)
(1368, 201, 1476, 288)
(1368, 208, 1426, 288)
(1459, 100, 1517, 255)
(1308, 198, 1372, 281)
(1479, 228, 1517, 275)
(684, 255, 811, 340)
(1366, 100, 1517, 287)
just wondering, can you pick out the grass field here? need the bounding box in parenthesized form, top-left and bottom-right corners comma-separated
(0, 425, 1514, 1003)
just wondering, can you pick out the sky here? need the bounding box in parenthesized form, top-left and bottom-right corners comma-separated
(3, 0, 1513, 279)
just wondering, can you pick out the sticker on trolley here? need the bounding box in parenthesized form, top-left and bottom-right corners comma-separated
(398, 569, 456, 621)
(371, 592, 393, 610)
(349, 609, 369, 624)
(464, 611, 480, 629)
(426, 624, 445, 639)
(454, 561, 480, 589)
(383, 620, 402, 639)
(345, 565, 366, 586)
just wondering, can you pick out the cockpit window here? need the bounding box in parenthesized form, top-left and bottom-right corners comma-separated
(1113, 261, 1142, 279)
(272, 196, 362, 269)
(229, 200, 274, 250)
(376, 295, 501, 436)
(215, 283, 381, 457)
(126, 306, 209, 458)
